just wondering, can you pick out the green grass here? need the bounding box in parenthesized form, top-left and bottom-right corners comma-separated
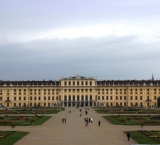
(104, 115, 160, 125)
(0, 108, 61, 114)
(104, 116, 122, 125)
(0, 131, 29, 145)
(33, 116, 52, 125)
(124, 131, 158, 144)
(0, 116, 52, 126)
(94, 107, 160, 114)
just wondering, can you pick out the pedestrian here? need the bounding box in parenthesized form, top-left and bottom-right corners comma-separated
(127, 132, 130, 141)
(98, 121, 101, 126)
(62, 118, 64, 123)
(85, 120, 88, 126)
(91, 118, 93, 123)
(89, 118, 90, 123)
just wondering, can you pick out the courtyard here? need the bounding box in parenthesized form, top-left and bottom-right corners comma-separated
(0, 107, 160, 144)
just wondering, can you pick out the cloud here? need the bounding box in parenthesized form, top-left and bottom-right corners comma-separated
(0, 35, 160, 80)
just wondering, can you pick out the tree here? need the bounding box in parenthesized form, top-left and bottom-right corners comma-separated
(11, 125, 15, 131)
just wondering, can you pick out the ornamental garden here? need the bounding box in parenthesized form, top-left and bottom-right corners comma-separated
(94, 107, 160, 144)
(0, 106, 61, 145)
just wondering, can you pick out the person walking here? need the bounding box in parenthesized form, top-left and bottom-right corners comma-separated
(90, 118, 93, 123)
(127, 132, 130, 141)
(98, 121, 101, 126)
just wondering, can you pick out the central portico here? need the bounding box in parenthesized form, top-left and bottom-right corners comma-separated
(58, 75, 98, 107)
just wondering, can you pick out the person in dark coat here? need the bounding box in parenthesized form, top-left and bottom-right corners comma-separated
(127, 132, 130, 141)
(98, 121, 101, 126)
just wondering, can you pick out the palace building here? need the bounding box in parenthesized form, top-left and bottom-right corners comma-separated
(0, 75, 160, 107)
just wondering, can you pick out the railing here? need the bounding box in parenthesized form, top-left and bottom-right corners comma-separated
(5, 100, 11, 102)
(145, 99, 152, 102)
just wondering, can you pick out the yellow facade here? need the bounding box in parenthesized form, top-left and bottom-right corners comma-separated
(0, 75, 160, 107)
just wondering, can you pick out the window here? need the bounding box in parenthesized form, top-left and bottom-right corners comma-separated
(130, 96, 132, 100)
(98, 96, 100, 100)
(81, 81, 83, 86)
(34, 97, 36, 100)
(24, 97, 26, 100)
(64, 96, 67, 101)
(77, 96, 79, 101)
(116, 96, 118, 100)
(86, 81, 88, 86)
(154, 96, 156, 100)
(39, 97, 40, 100)
(120, 96, 122, 100)
(140, 96, 142, 100)
(73, 81, 75, 86)
(102, 96, 104, 100)
(44, 97, 46, 100)
(48, 97, 50, 100)
(73, 96, 75, 101)
(64, 81, 67, 86)
(106, 96, 108, 100)
(14, 97, 16, 101)
(56, 96, 58, 100)
(90, 95, 92, 100)
(52, 96, 54, 100)
(69, 81, 71, 86)
(77, 81, 79, 86)
(110, 96, 112, 100)
(90, 81, 92, 86)
(30, 97, 32, 100)
(135, 96, 137, 100)
(124, 96, 126, 100)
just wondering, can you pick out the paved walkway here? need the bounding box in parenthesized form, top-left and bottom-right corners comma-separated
(1, 107, 159, 145)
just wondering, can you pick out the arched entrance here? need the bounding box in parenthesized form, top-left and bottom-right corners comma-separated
(157, 97, 160, 107)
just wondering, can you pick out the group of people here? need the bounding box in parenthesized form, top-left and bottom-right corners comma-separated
(84, 118, 93, 124)
(61, 107, 131, 142)
(62, 118, 66, 123)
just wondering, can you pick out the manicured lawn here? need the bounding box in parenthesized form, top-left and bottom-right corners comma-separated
(124, 131, 159, 144)
(33, 116, 52, 125)
(0, 115, 52, 126)
(0, 131, 29, 145)
(0, 107, 61, 114)
(94, 107, 160, 114)
(104, 115, 160, 125)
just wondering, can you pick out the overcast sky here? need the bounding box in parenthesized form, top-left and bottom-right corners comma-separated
(0, 0, 160, 81)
